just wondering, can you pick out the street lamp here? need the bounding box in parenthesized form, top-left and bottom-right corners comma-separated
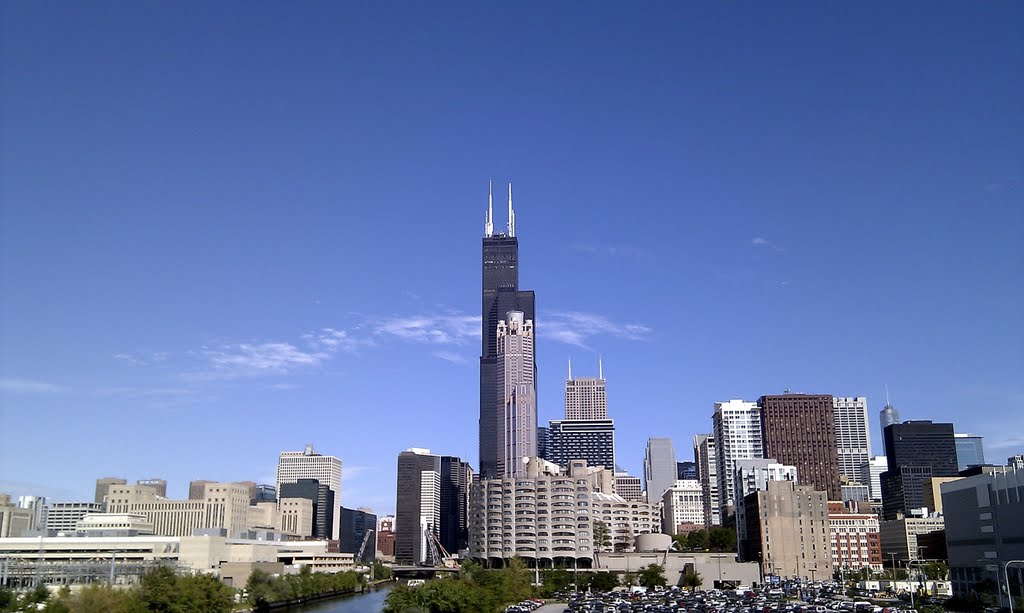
(1005, 560, 1024, 613)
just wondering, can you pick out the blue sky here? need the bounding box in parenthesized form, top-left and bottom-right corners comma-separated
(1, 2, 1021, 515)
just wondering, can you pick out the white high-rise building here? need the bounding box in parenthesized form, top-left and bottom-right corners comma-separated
(276, 444, 343, 540)
(734, 458, 798, 503)
(565, 358, 607, 419)
(867, 455, 887, 502)
(662, 479, 705, 534)
(418, 470, 440, 564)
(694, 434, 721, 526)
(497, 311, 537, 478)
(833, 397, 872, 484)
(713, 400, 763, 517)
(643, 437, 677, 503)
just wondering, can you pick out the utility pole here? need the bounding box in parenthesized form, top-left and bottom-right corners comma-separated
(1005, 560, 1024, 613)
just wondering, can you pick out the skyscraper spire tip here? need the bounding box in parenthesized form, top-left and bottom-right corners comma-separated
(485, 181, 494, 237)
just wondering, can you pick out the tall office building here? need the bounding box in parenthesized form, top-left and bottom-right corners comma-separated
(643, 437, 677, 503)
(737, 480, 832, 580)
(662, 480, 705, 534)
(548, 419, 615, 470)
(94, 477, 127, 507)
(340, 507, 378, 563)
(759, 394, 842, 500)
(953, 433, 985, 471)
(879, 403, 900, 442)
(614, 473, 644, 502)
(713, 400, 764, 518)
(880, 420, 957, 519)
(694, 434, 721, 526)
(565, 359, 607, 419)
(480, 183, 536, 480)
(439, 455, 473, 556)
(733, 458, 798, 504)
(537, 426, 550, 461)
(276, 444, 343, 540)
(279, 479, 335, 540)
(394, 448, 472, 564)
(866, 456, 887, 502)
(497, 311, 537, 478)
(833, 397, 871, 485)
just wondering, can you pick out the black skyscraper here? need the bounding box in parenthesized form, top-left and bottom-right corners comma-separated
(479, 184, 535, 479)
(279, 479, 334, 540)
(880, 420, 957, 519)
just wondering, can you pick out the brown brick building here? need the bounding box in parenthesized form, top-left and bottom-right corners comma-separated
(759, 394, 841, 500)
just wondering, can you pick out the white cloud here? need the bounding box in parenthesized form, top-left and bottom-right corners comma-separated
(752, 237, 784, 252)
(342, 466, 375, 480)
(200, 342, 329, 378)
(434, 351, 470, 364)
(542, 311, 652, 348)
(0, 378, 65, 394)
(372, 314, 480, 345)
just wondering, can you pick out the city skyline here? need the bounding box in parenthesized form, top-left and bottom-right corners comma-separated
(2, 3, 1022, 516)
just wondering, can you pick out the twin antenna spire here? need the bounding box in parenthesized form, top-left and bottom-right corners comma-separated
(484, 181, 515, 238)
(567, 356, 604, 380)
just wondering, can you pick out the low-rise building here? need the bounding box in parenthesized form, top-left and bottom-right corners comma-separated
(828, 504, 882, 571)
(45, 502, 104, 534)
(76, 513, 155, 536)
(614, 474, 644, 502)
(0, 495, 36, 537)
(941, 465, 1023, 607)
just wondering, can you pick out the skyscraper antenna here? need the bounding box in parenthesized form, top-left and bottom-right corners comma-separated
(507, 183, 515, 237)
(599, 355, 603, 379)
(568, 357, 572, 380)
(885, 384, 891, 407)
(485, 181, 494, 237)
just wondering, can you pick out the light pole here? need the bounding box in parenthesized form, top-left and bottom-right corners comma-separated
(109, 550, 123, 586)
(1005, 560, 1024, 613)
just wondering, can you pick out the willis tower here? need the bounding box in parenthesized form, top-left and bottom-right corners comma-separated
(479, 182, 535, 479)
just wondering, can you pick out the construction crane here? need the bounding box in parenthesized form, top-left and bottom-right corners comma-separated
(423, 526, 458, 568)
(356, 530, 374, 580)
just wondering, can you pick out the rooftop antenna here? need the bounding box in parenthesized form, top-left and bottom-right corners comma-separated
(568, 357, 572, 380)
(484, 181, 494, 237)
(507, 183, 515, 237)
(885, 384, 891, 407)
(599, 355, 604, 379)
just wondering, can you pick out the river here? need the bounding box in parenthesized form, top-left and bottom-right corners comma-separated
(285, 583, 393, 612)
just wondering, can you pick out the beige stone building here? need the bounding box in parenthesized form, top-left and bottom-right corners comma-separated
(468, 459, 660, 568)
(0, 494, 35, 537)
(922, 477, 961, 514)
(737, 480, 832, 580)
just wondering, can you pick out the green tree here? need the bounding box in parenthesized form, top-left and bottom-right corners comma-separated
(638, 564, 667, 589)
(246, 568, 275, 611)
(540, 569, 574, 596)
(373, 559, 392, 580)
(137, 565, 180, 612)
(683, 569, 703, 590)
(708, 527, 736, 552)
(0, 587, 15, 611)
(686, 530, 709, 550)
(923, 561, 948, 580)
(590, 572, 619, 591)
(620, 571, 637, 587)
(173, 573, 234, 613)
(593, 520, 612, 554)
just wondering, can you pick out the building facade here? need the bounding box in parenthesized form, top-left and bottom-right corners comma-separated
(45, 502, 104, 534)
(644, 437, 677, 504)
(0, 495, 35, 538)
(468, 459, 657, 566)
(828, 504, 882, 572)
(941, 466, 1023, 607)
(497, 311, 537, 478)
(548, 419, 615, 471)
(340, 507, 377, 563)
(395, 448, 440, 564)
(737, 480, 832, 580)
(713, 400, 764, 517)
(136, 479, 167, 498)
(880, 420, 958, 519)
(759, 394, 842, 500)
(879, 515, 945, 562)
(439, 455, 473, 555)
(953, 433, 986, 471)
(479, 184, 535, 480)
(276, 444, 342, 540)
(833, 397, 871, 485)
(694, 434, 721, 527)
(106, 483, 251, 538)
(94, 477, 127, 507)
(613, 474, 643, 502)
(662, 480, 705, 534)
(677, 461, 697, 481)
(867, 456, 887, 502)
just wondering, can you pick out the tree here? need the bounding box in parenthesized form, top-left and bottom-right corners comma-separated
(590, 572, 619, 592)
(621, 572, 638, 588)
(373, 559, 392, 580)
(137, 566, 180, 612)
(246, 568, 275, 611)
(682, 569, 703, 590)
(708, 527, 736, 552)
(686, 529, 709, 550)
(540, 569, 574, 596)
(593, 520, 612, 554)
(638, 564, 667, 589)
(923, 561, 948, 581)
(174, 573, 234, 613)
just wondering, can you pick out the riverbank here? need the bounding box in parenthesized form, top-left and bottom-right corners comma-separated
(239, 581, 395, 612)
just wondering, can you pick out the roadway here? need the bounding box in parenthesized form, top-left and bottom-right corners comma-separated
(536, 604, 567, 613)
